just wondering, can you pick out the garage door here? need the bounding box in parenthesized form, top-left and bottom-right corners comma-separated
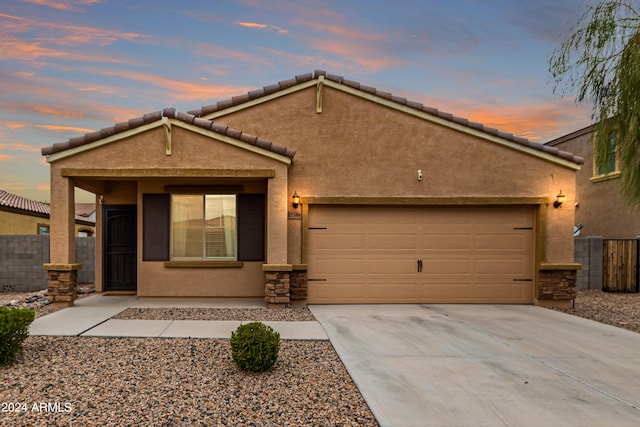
(306, 205, 534, 304)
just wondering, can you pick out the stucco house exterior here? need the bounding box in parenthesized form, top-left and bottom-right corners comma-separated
(546, 125, 640, 239)
(546, 125, 640, 292)
(41, 70, 583, 307)
(0, 189, 94, 236)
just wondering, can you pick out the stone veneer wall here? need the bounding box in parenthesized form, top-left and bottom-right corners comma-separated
(290, 270, 308, 301)
(538, 269, 578, 301)
(264, 271, 290, 306)
(45, 268, 79, 306)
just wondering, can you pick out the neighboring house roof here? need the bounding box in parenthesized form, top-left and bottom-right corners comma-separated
(75, 203, 96, 218)
(545, 124, 595, 147)
(0, 189, 50, 216)
(0, 189, 95, 225)
(40, 70, 584, 165)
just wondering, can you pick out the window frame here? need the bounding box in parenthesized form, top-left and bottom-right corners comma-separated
(171, 194, 237, 261)
(592, 133, 620, 181)
(142, 192, 266, 265)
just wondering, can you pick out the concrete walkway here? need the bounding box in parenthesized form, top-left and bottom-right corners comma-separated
(310, 304, 640, 427)
(29, 294, 328, 340)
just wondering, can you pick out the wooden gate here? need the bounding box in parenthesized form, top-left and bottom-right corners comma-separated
(603, 239, 639, 292)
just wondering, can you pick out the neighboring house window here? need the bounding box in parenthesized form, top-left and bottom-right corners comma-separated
(78, 228, 94, 237)
(38, 224, 50, 235)
(594, 134, 618, 177)
(171, 195, 237, 260)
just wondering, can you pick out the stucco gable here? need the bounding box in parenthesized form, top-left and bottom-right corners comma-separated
(41, 108, 295, 163)
(190, 70, 584, 168)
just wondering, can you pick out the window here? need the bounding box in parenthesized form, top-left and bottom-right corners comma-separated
(142, 193, 265, 263)
(595, 134, 617, 176)
(38, 224, 50, 235)
(172, 195, 236, 260)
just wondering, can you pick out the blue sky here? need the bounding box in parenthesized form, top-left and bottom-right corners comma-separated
(1, 0, 592, 202)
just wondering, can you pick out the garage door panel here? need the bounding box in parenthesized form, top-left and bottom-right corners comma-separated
(422, 234, 472, 250)
(475, 258, 530, 275)
(423, 259, 471, 274)
(311, 258, 366, 275)
(309, 283, 367, 303)
(420, 283, 473, 301)
(420, 208, 472, 224)
(369, 258, 417, 274)
(370, 233, 418, 250)
(476, 234, 528, 250)
(307, 205, 534, 304)
(474, 283, 530, 301)
(369, 283, 419, 301)
(370, 209, 419, 224)
(311, 233, 366, 250)
(473, 206, 532, 225)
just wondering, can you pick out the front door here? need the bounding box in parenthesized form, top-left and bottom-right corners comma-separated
(103, 205, 137, 292)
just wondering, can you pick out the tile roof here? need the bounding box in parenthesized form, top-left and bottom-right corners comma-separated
(187, 70, 584, 165)
(0, 189, 95, 225)
(41, 70, 583, 165)
(41, 108, 296, 159)
(0, 189, 50, 215)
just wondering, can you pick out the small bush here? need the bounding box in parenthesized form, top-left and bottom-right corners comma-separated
(230, 322, 280, 372)
(0, 307, 35, 367)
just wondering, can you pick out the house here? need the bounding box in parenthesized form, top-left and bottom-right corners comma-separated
(0, 189, 95, 236)
(546, 125, 640, 238)
(41, 70, 583, 307)
(546, 125, 640, 292)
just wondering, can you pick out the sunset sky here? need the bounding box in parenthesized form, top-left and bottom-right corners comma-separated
(1, 0, 593, 203)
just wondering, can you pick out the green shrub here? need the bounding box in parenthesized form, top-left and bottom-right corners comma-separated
(230, 322, 280, 372)
(0, 307, 35, 367)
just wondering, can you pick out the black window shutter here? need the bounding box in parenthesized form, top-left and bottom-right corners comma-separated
(237, 194, 265, 261)
(143, 193, 170, 261)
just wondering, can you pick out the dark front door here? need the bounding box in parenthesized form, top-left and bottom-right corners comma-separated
(103, 205, 137, 291)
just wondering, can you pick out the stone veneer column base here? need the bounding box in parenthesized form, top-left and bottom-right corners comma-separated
(536, 263, 581, 309)
(290, 264, 308, 303)
(263, 264, 292, 309)
(43, 263, 83, 307)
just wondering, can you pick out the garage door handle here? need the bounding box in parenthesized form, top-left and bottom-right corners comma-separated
(417, 259, 423, 272)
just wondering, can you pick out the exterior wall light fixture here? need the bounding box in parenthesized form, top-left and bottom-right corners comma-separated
(292, 191, 300, 209)
(553, 190, 566, 208)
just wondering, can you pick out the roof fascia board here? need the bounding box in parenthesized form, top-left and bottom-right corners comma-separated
(45, 121, 163, 163)
(45, 119, 291, 165)
(201, 80, 318, 120)
(323, 80, 580, 171)
(172, 121, 292, 165)
(61, 168, 276, 179)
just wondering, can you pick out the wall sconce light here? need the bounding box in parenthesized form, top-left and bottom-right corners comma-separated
(553, 190, 566, 208)
(99, 195, 104, 205)
(292, 191, 300, 209)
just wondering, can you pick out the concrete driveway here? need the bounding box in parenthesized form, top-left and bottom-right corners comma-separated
(309, 304, 640, 427)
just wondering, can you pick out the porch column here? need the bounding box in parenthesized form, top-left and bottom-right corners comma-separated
(263, 167, 290, 307)
(43, 172, 81, 306)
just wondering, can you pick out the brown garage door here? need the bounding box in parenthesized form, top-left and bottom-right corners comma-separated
(307, 205, 534, 304)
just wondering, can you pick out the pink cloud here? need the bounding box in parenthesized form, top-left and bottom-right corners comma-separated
(0, 142, 41, 152)
(20, 0, 97, 12)
(37, 183, 51, 191)
(91, 68, 255, 102)
(295, 20, 383, 42)
(0, 154, 15, 161)
(422, 96, 591, 142)
(236, 21, 288, 34)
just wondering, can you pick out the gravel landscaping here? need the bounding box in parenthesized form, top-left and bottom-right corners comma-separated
(113, 306, 317, 322)
(3, 288, 640, 425)
(0, 292, 378, 426)
(551, 289, 640, 333)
